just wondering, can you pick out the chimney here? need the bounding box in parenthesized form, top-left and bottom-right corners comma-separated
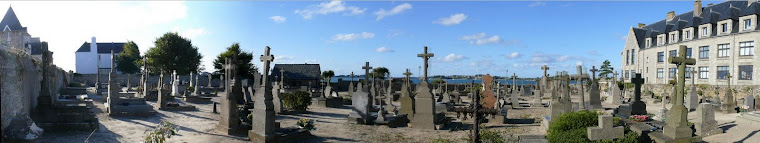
(91, 37, 97, 54)
(694, 0, 702, 16)
(667, 11, 676, 21)
(638, 23, 646, 28)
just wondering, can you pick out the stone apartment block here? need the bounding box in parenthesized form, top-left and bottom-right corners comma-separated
(622, 0, 760, 86)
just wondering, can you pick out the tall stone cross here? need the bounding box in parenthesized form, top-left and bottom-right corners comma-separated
(404, 69, 412, 81)
(690, 68, 697, 86)
(663, 45, 696, 140)
(362, 62, 372, 85)
(631, 73, 647, 115)
(541, 65, 550, 76)
(250, 46, 276, 142)
(417, 46, 434, 82)
(453, 89, 500, 143)
(727, 73, 732, 89)
(280, 69, 285, 89)
(350, 72, 354, 83)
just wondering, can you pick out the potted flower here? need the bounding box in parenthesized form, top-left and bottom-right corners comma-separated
(297, 118, 316, 130)
(740, 105, 750, 113)
(629, 115, 649, 122)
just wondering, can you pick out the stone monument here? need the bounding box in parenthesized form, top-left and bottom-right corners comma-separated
(587, 115, 624, 141)
(348, 62, 374, 124)
(589, 66, 602, 109)
(686, 69, 699, 111)
(630, 73, 647, 115)
(649, 45, 698, 143)
(399, 69, 415, 121)
(695, 103, 721, 136)
(721, 73, 735, 114)
(249, 46, 277, 142)
(412, 46, 437, 130)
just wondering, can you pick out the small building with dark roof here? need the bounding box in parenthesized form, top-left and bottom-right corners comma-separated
(622, 0, 760, 85)
(271, 64, 321, 90)
(74, 37, 126, 74)
(1, 6, 45, 57)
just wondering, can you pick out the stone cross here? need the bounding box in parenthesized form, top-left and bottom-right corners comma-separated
(590, 66, 598, 81)
(417, 46, 434, 82)
(587, 115, 624, 141)
(661, 45, 696, 140)
(453, 89, 500, 143)
(577, 65, 586, 110)
(482, 74, 497, 109)
(690, 68, 697, 86)
(250, 46, 276, 142)
(280, 69, 285, 89)
(631, 73, 647, 115)
(362, 62, 372, 84)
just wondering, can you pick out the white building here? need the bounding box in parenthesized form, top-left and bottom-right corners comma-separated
(75, 37, 125, 74)
(621, 0, 759, 85)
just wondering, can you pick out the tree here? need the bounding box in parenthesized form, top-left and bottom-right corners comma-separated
(370, 67, 389, 79)
(599, 60, 614, 79)
(117, 41, 140, 89)
(144, 32, 203, 75)
(212, 43, 257, 79)
(321, 70, 335, 82)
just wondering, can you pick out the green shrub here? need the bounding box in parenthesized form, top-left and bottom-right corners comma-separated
(144, 121, 179, 143)
(547, 110, 600, 142)
(479, 128, 505, 143)
(282, 91, 312, 110)
(593, 131, 640, 143)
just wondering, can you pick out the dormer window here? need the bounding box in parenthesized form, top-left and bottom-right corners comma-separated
(745, 19, 752, 30)
(685, 30, 690, 39)
(671, 34, 676, 42)
(646, 39, 651, 48)
(701, 27, 708, 36)
(721, 23, 728, 33)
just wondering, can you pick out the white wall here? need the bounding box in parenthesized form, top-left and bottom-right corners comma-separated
(75, 52, 96, 74)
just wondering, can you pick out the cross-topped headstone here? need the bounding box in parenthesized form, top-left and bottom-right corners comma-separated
(661, 45, 696, 140)
(541, 65, 550, 76)
(727, 73, 732, 88)
(631, 73, 647, 115)
(280, 69, 285, 88)
(404, 69, 412, 80)
(587, 115, 624, 140)
(482, 74, 497, 109)
(249, 46, 276, 142)
(362, 62, 372, 84)
(417, 46, 434, 82)
(690, 68, 697, 86)
(260, 47, 274, 86)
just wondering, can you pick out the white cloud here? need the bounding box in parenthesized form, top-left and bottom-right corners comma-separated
(269, 16, 287, 23)
(576, 61, 583, 66)
(374, 3, 412, 21)
(506, 52, 521, 59)
(0, 1, 189, 72)
(331, 32, 375, 41)
(305, 59, 319, 64)
(529, 2, 547, 7)
(441, 53, 467, 62)
(433, 13, 467, 26)
(295, 0, 365, 19)
(376, 46, 394, 52)
(274, 56, 295, 64)
(459, 33, 513, 45)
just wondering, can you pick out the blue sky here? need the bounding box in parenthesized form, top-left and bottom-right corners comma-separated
(1, 1, 710, 77)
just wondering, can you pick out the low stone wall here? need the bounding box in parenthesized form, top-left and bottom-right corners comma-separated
(640, 84, 759, 99)
(72, 74, 221, 87)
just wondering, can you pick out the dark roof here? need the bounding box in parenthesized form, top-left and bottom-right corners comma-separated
(271, 64, 321, 81)
(632, 1, 760, 49)
(75, 42, 125, 53)
(1, 6, 26, 31)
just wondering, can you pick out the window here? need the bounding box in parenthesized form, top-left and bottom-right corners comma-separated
(685, 30, 691, 39)
(685, 67, 693, 78)
(659, 37, 663, 45)
(669, 68, 676, 79)
(657, 68, 664, 79)
(625, 70, 630, 79)
(626, 50, 630, 65)
(718, 44, 730, 57)
(657, 52, 665, 62)
(699, 46, 710, 59)
(745, 19, 752, 30)
(631, 49, 635, 64)
(699, 66, 709, 79)
(721, 23, 728, 33)
(702, 27, 708, 36)
(739, 65, 753, 80)
(670, 50, 677, 58)
(739, 41, 754, 56)
(671, 34, 676, 42)
(686, 48, 692, 58)
(646, 39, 651, 47)
(717, 66, 729, 79)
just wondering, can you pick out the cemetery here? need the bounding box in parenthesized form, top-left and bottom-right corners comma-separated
(2, 1, 760, 143)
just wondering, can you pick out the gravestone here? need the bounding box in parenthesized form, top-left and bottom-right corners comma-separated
(412, 46, 437, 130)
(482, 74, 497, 109)
(441, 85, 451, 103)
(609, 71, 622, 105)
(208, 74, 212, 88)
(587, 115, 624, 141)
(532, 81, 543, 107)
(630, 73, 647, 115)
(656, 92, 669, 121)
(510, 74, 519, 107)
(348, 62, 374, 124)
(541, 65, 549, 91)
(695, 103, 721, 136)
(576, 65, 587, 110)
(107, 51, 121, 115)
(649, 45, 698, 143)
(272, 82, 283, 113)
(217, 58, 241, 135)
(399, 69, 415, 121)
(193, 72, 200, 95)
(171, 70, 180, 96)
(721, 74, 735, 114)
(348, 72, 355, 96)
(589, 66, 602, 109)
(249, 46, 277, 142)
(745, 94, 755, 112)
(686, 86, 699, 111)
(755, 89, 760, 112)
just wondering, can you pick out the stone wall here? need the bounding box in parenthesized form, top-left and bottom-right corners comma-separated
(640, 84, 759, 99)
(1, 50, 41, 132)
